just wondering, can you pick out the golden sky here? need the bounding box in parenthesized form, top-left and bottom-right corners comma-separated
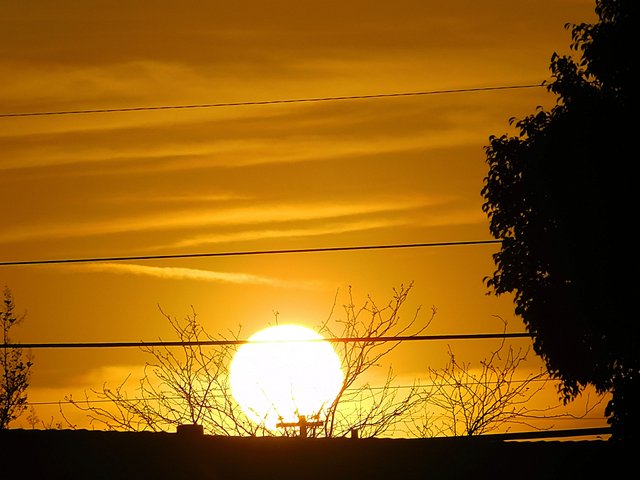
(0, 1, 603, 432)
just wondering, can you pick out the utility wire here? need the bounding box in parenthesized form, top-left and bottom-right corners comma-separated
(1, 332, 532, 350)
(0, 83, 543, 118)
(0, 239, 502, 267)
(24, 380, 559, 405)
(25, 379, 555, 406)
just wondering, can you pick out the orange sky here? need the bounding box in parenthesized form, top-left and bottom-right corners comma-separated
(0, 1, 604, 433)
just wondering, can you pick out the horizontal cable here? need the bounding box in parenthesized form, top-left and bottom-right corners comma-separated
(2, 332, 532, 349)
(27, 379, 558, 406)
(0, 239, 502, 267)
(0, 84, 543, 118)
(479, 427, 610, 440)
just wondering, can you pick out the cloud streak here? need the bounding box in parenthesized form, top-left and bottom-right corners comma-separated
(154, 218, 407, 250)
(0, 197, 439, 244)
(72, 263, 317, 289)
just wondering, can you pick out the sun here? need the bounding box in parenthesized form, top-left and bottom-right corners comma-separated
(229, 324, 343, 430)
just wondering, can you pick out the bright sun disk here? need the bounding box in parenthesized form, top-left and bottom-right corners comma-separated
(229, 324, 343, 430)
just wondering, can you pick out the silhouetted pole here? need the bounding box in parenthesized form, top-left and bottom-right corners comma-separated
(276, 415, 323, 438)
(176, 424, 204, 436)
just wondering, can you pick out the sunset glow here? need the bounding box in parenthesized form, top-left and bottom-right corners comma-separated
(0, 0, 607, 437)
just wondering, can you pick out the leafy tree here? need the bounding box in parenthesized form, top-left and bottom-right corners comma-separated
(481, 0, 636, 441)
(1, 287, 33, 429)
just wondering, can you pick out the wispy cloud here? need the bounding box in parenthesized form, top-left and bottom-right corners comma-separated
(72, 263, 318, 289)
(100, 193, 250, 206)
(158, 207, 486, 250)
(0, 197, 438, 244)
(0, 127, 474, 172)
(153, 218, 407, 250)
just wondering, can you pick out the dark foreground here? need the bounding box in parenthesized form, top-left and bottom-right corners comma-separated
(0, 429, 632, 480)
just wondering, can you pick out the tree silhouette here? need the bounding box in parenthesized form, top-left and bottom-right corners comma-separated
(66, 284, 567, 438)
(67, 307, 263, 435)
(68, 284, 434, 437)
(481, 0, 635, 441)
(1, 287, 33, 429)
(410, 318, 601, 437)
(316, 283, 434, 438)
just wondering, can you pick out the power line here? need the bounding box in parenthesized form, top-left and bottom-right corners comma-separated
(1, 332, 532, 350)
(0, 239, 502, 267)
(477, 427, 611, 440)
(24, 379, 564, 406)
(24, 378, 582, 408)
(0, 83, 543, 118)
